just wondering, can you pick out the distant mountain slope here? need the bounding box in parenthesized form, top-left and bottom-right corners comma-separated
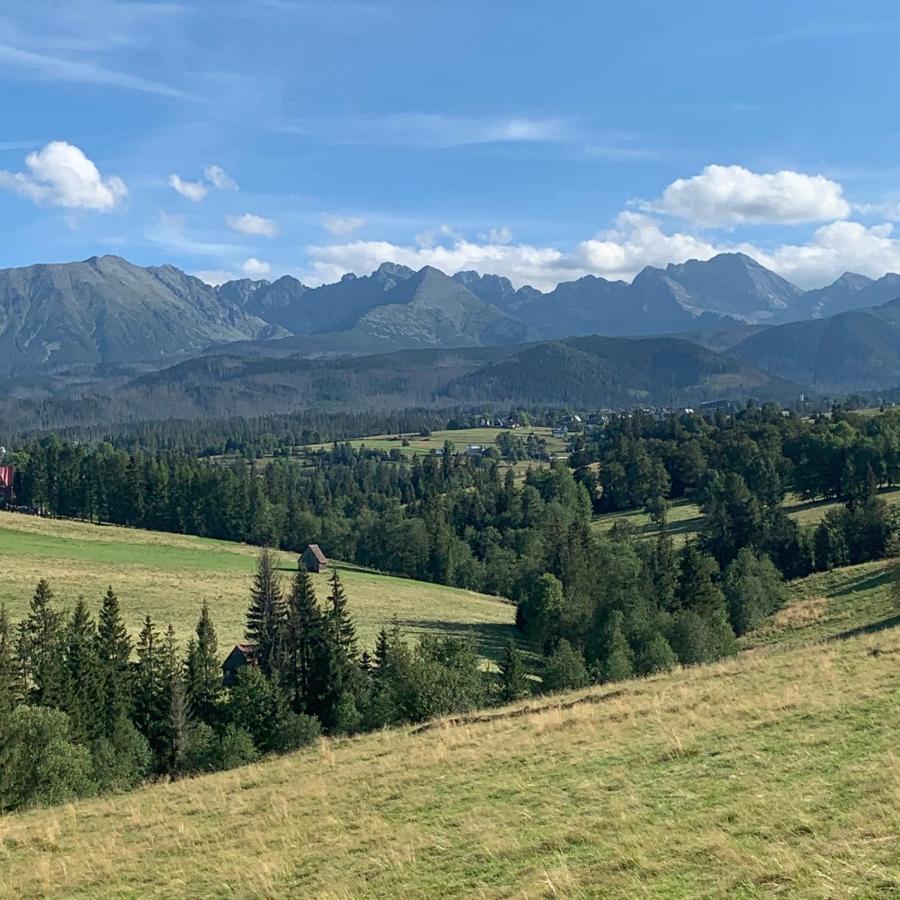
(0, 256, 281, 376)
(440, 335, 797, 406)
(787, 272, 900, 321)
(731, 297, 900, 391)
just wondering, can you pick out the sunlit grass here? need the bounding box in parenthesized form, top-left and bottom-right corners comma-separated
(0, 511, 516, 658)
(2, 563, 899, 898)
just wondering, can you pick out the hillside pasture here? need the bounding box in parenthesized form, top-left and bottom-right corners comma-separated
(0, 511, 517, 659)
(3, 559, 900, 897)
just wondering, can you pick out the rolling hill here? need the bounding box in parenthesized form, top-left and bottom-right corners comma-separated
(731, 296, 900, 391)
(440, 334, 798, 405)
(0, 510, 517, 659)
(3, 558, 898, 897)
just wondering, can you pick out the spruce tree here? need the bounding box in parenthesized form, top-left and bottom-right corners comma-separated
(282, 566, 326, 714)
(184, 602, 221, 725)
(17, 579, 64, 706)
(95, 586, 132, 736)
(498, 639, 529, 703)
(61, 599, 101, 743)
(326, 570, 358, 662)
(245, 548, 285, 677)
(133, 617, 172, 769)
(601, 610, 635, 683)
(0, 604, 23, 715)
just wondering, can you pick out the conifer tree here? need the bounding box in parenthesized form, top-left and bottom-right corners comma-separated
(61, 599, 101, 743)
(184, 601, 221, 725)
(245, 548, 285, 677)
(498, 639, 529, 703)
(282, 566, 326, 714)
(95, 586, 132, 735)
(326, 569, 358, 662)
(600, 610, 635, 683)
(17, 578, 64, 706)
(0, 604, 23, 715)
(133, 616, 172, 769)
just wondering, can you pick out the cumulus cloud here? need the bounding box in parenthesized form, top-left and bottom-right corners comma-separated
(168, 173, 207, 202)
(204, 164, 238, 191)
(322, 213, 364, 236)
(227, 213, 278, 237)
(194, 269, 236, 286)
(0, 140, 127, 211)
(242, 257, 272, 278)
(480, 226, 513, 244)
(650, 164, 851, 226)
(303, 209, 900, 291)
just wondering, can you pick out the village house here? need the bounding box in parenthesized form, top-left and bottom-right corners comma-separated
(0, 465, 14, 507)
(222, 644, 255, 686)
(300, 543, 329, 573)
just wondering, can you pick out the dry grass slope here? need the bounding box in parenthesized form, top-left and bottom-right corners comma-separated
(2, 560, 900, 898)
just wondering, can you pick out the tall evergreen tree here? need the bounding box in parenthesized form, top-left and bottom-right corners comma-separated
(184, 602, 221, 725)
(245, 549, 285, 677)
(17, 579, 64, 706)
(282, 566, 326, 714)
(133, 616, 171, 769)
(0, 604, 23, 715)
(61, 599, 101, 743)
(498, 639, 529, 703)
(95, 586, 132, 736)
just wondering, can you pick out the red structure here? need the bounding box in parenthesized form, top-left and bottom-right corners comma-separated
(0, 466, 13, 507)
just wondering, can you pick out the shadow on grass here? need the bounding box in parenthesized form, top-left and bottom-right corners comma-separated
(390, 618, 529, 663)
(831, 569, 894, 598)
(828, 613, 900, 642)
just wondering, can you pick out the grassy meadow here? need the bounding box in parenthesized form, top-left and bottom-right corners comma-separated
(2, 557, 900, 897)
(0, 511, 516, 659)
(592, 485, 900, 544)
(304, 426, 569, 457)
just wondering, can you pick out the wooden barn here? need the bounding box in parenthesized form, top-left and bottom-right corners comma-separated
(222, 643, 255, 686)
(300, 543, 329, 573)
(0, 465, 14, 507)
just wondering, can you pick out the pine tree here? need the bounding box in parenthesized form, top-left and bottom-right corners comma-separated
(95, 586, 132, 736)
(0, 604, 24, 715)
(601, 610, 635, 683)
(282, 566, 326, 714)
(245, 549, 285, 677)
(326, 570, 358, 662)
(17, 579, 64, 706)
(184, 602, 221, 725)
(133, 616, 172, 769)
(498, 639, 529, 703)
(61, 599, 101, 743)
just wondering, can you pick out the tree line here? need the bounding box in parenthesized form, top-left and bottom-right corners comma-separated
(0, 555, 533, 813)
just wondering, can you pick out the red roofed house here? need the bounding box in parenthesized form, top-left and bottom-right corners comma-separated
(0, 466, 14, 507)
(300, 543, 329, 573)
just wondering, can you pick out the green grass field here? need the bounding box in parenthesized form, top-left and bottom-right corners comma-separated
(305, 426, 569, 457)
(0, 511, 517, 660)
(2, 557, 899, 898)
(592, 486, 900, 545)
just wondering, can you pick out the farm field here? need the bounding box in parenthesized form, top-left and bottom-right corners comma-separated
(3, 558, 900, 898)
(0, 511, 517, 659)
(304, 425, 569, 457)
(592, 485, 900, 544)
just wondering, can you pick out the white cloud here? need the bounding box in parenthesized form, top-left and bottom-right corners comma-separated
(322, 213, 364, 236)
(205, 164, 238, 191)
(754, 220, 900, 286)
(195, 269, 236, 286)
(480, 226, 513, 244)
(0, 140, 127, 211)
(168, 173, 208, 202)
(650, 164, 851, 226)
(242, 257, 272, 278)
(276, 113, 572, 148)
(227, 213, 278, 237)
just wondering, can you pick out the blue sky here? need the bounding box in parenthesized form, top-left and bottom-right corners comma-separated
(3, 0, 900, 290)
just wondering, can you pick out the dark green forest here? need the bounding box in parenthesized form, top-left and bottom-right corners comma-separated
(3, 402, 900, 811)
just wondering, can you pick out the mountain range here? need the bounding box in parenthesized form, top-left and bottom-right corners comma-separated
(3, 252, 900, 380)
